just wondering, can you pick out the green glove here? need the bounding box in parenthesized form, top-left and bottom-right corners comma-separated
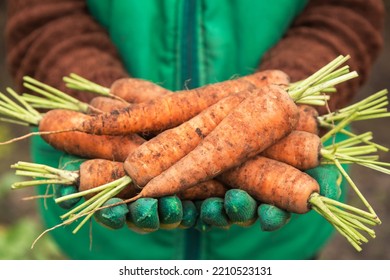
(127, 197, 160, 233)
(94, 197, 129, 229)
(258, 204, 291, 231)
(200, 197, 231, 229)
(224, 189, 257, 227)
(158, 195, 183, 229)
(54, 153, 86, 209)
(305, 164, 342, 201)
(179, 200, 198, 229)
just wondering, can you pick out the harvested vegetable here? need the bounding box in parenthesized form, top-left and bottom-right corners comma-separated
(218, 155, 380, 251)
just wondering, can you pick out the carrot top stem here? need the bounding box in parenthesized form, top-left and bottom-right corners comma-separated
(288, 55, 353, 101)
(22, 76, 100, 113)
(59, 176, 132, 233)
(308, 192, 379, 251)
(64, 55, 356, 107)
(319, 89, 389, 125)
(10, 161, 79, 189)
(63, 73, 126, 102)
(0, 87, 42, 126)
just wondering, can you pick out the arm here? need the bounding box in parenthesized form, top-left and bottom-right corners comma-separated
(259, 0, 385, 113)
(5, 0, 128, 103)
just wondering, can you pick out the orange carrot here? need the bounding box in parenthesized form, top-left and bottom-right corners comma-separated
(77, 70, 290, 135)
(87, 96, 130, 113)
(219, 155, 318, 214)
(261, 130, 322, 170)
(124, 91, 251, 187)
(39, 109, 146, 161)
(110, 78, 171, 103)
(177, 180, 228, 201)
(127, 84, 298, 200)
(77, 159, 137, 199)
(295, 105, 320, 135)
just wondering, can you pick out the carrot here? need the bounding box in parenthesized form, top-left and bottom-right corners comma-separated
(77, 159, 136, 199)
(295, 105, 320, 135)
(11, 159, 137, 200)
(122, 60, 358, 201)
(124, 91, 251, 187)
(65, 70, 289, 104)
(218, 155, 379, 251)
(70, 56, 355, 137)
(87, 96, 130, 113)
(0, 83, 146, 161)
(127, 84, 299, 200)
(64, 73, 171, 103)
(177, 180, 227, 201)
(221, 155, 319, 213)
(77, 78, 256, 135)
(39, 109, 146, 161)
(74, 69, 297, 136)
(110, 77, 171, 103)
(262, 130, 322, 170)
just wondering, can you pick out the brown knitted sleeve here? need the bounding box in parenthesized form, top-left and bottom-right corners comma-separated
(5, 0, 129, 103)
(259, 0, 385, 113)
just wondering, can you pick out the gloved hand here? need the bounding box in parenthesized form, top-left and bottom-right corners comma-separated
(54, 153, 86, 209)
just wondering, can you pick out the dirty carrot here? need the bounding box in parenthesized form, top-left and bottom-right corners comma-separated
(262, 129, 390, 217)
(73, 55, 355, 135)
(218, 155, 380, 251)
(126, 84, 299, 201)
(11, 160, 137, 200)
(64, 73, 170, 103)
(0, 82, 146, 161)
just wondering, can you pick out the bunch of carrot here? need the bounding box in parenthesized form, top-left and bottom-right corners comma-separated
(2, 55, 390, 251)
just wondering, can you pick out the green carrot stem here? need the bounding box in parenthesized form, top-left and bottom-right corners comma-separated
(323, 159, 379, 220)
(21, 94, 82, 111)
(309, 193, 365, 249)
(0, 117, 30, 126)
(12, 179, 72, 188)
(354, 113, 390, 121)
(288, 55, 349, 97)
(337, 215, 373, 241)
(63, 73, 126, 103)
(0, 103, 41, 126)
(326, 204, 379, 226)
(23, 76, 88, 112)
(295, 71, 358, 102)
(55, 175, 131, 203)
(64, 73, 111, 96)
(6, 88, 41, 117)
(321, 112, 359, 143)
(324, 132, 373, 149)
(23, 76, 81, 104)
(336, 215, 370, 242)
(71, 183, 127, 234)
(59, 187, 112, 220)
(13, 170, 64, 180)
(325, 146, 378, 157)
(314, 66, 350, 85)
(336, 89, 388, 114)
(319, 123, 389, 152)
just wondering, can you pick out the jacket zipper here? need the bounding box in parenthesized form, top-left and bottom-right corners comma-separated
(181, 0, 202, 260)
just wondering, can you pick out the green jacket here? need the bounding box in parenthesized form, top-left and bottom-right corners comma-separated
(32, 0, 347, 260)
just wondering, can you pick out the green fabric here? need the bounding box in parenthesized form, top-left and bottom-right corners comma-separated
(29, 0, 356, 260)
(87, 0, 308, 90)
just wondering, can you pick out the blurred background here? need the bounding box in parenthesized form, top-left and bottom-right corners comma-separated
(0, 2, 389, 260)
